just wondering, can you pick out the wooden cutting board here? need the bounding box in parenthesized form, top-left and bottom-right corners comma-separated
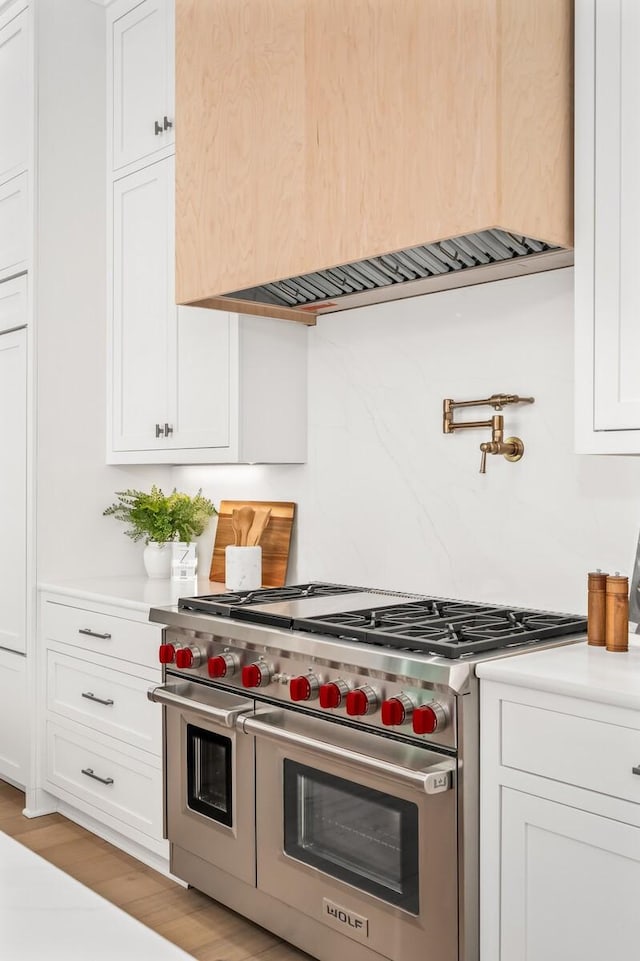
(209, 500, 296, 588)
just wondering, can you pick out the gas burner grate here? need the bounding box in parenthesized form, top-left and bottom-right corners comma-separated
(293, 601, 587, 659)
(178, 582, 358, 616)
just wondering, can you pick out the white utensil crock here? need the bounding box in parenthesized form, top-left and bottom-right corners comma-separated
(225, 546, 262, 591)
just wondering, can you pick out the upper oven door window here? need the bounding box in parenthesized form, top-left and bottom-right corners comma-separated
(284, 760, 419, 914)
(186, 723, 232, 826)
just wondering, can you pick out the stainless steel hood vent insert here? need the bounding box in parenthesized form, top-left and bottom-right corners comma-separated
(228, 229, 560, 309)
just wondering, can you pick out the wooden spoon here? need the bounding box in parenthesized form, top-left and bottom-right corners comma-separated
(237, 506, 255, 547)
(247, 508, 271, 547)
(231, 509, 241, 546)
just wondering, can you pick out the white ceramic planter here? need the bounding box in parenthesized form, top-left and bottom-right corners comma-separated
(143, 541, 172, 579)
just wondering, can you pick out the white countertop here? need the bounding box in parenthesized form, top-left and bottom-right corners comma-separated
(0, 831, 192, 961)
(39, 575, 229, 613)
(476, 633, 640, 711)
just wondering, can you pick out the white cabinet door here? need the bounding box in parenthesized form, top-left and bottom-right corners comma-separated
(112, 159, 171, 452)
(0, 6, 30, 186)
(111, 155, 232, 457)
(0, 326, 26, 654)
(0, 649, 27, 787)
(165, 159, 231, 449)
(0, 172, 28, 279)
(501, 788, 640, 961)
(591, 0, 640, 431)
(165, 305, 232, 449)
(112, 0, 174, 172)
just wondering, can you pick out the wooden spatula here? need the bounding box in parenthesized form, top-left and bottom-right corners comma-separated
(247, 507, 271, 547)
(237, 505, 255, 546)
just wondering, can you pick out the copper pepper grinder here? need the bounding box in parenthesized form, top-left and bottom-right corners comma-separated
(605, 572, 629, 653)
(587, 570, 608, 647)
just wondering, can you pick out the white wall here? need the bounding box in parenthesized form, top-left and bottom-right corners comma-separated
(36, 0, 169, 581)
(174, 267, 640, 615)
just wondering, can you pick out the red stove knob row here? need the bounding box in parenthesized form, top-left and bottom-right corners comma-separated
(159, 645, 449, 734)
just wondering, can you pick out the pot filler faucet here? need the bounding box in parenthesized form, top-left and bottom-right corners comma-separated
(442, 393, 535, 474)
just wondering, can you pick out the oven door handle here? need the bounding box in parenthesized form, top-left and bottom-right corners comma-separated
(240, 714, 455, 795)
(147, 684, 253, 728)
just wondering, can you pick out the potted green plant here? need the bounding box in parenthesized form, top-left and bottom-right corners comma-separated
(103, 485, 216, 578)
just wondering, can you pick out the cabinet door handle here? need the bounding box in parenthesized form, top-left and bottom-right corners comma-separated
(155, 423, 165, 438)
(632, 765, 640, 776)
(164, 423, 173, 436)
(154, 119, 163, 135)
(163, 115, 172, 131)
(81, 768, 114, 786)
(81, 692, 114, 707)
(78, 628, 112, 640)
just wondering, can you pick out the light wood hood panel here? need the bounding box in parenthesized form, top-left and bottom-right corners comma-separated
(302, 0, 498, 271)
(498, 0, 574, 249)
(175, 0, 307, 303)
(176, 0, 573, 313)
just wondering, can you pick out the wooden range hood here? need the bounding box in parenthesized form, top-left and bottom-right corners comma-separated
(175, 1, 573, 326)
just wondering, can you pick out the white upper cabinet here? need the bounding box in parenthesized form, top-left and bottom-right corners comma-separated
(109, 155, 306, 464)
(111, 0, 174, 173)
(576, 0, 640, 452)
(0, 5, 30, 187)
(112, 158, 171, 452)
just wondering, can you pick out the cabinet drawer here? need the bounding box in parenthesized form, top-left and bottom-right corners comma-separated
(501, 699, 640, 806)
(47, 650, 160, 755)
(42, 600, 160, 669)
(45, 721, 162, 838)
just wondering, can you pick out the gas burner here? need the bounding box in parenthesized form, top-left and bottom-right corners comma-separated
(178, 582, 359, 618)
(293, 602, 588, 659)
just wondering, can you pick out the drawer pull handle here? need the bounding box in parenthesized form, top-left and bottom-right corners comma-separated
(81, 692, 114, 707)
(78, 629, 112, 640)
(633, 765, 640, 776)
(81, 767, 114, 786)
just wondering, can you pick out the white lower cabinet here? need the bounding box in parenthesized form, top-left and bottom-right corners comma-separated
(481, 680, 640, 961)
(40, 592, 167, 861)
(501, 788, 640, 961)
(0, 648, 27, 787)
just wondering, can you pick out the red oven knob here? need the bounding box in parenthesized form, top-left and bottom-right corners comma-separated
(175, 646, 204, 670)
(381, 694, 414, 727)
(345, 686, 378, 717)
(175, 648, 194, 669)
(319, 680, 348, 709)
(289, 675, 319, 702)
(159, 644, 176, 664)
(208, 653, 239, 679)
(412, 702, 449, 735)
(241, 663, 272, 688)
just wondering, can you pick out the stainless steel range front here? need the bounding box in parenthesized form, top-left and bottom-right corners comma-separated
(148, 583, 587, 961)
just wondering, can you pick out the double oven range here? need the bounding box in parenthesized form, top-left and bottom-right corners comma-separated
(148, 583, 587, 961)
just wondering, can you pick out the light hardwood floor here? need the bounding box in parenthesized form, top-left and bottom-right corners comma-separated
(0, 781, 311, 961)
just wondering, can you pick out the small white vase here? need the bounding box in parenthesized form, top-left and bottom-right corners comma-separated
(143, 541, 172, 579)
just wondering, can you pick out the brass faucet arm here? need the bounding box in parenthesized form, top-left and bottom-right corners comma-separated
(448, 418, 494, 432)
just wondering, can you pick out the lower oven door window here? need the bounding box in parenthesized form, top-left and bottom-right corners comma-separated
(186, 723, 232, 826)
(283, 760, 419, 914)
